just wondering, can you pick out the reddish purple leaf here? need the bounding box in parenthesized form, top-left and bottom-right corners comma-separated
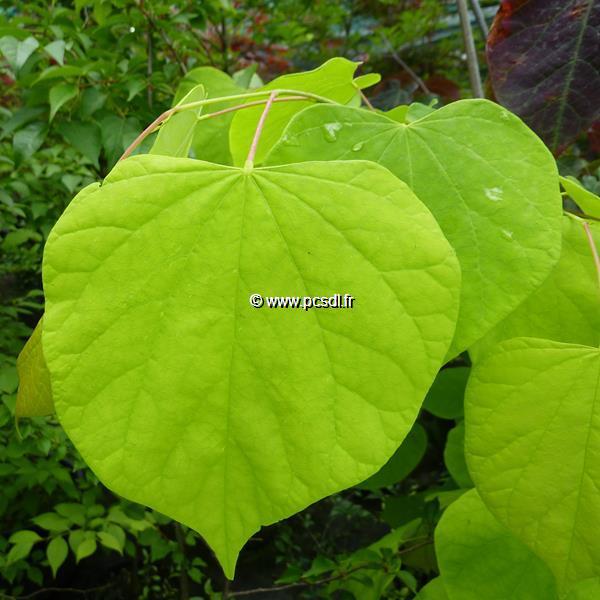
(487, 0, 600, 154)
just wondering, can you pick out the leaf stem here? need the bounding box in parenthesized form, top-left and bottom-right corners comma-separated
(358, 88, 375, 111)
(582, 220, 600, 294)
(245, 91, 278, 168)
(119, 89, 335, 162)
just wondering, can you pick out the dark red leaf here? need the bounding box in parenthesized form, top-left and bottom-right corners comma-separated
(487, 0, 600, 154)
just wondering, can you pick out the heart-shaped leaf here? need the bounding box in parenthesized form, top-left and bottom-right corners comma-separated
(470, 218, 600, 361)
(435, 489, 558, 600)
(466, 338, 600, 594)
(42, 155, 460, 577)
(266, 100, 562, 355)
(229, 58, 365, 166)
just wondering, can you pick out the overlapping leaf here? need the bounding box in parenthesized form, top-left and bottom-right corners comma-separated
(229, 58, 372, 166)
(435, 489, 558, 599)
(466, 338, 600, 594)
(171, 67, 245, 164)
(42, 154, 460, 578)
(16, 319, 53, 418)
(266, 100, 562, 355)
(470, 217, 600, 361)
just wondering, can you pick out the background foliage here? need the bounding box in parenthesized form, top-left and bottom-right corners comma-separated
(0, 1, 598, 598)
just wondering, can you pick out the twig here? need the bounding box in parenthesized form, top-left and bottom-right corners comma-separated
(380, 31, 430, 95)
(136, 1, 187, 75)
(227, 539, 433, 598)
(470, 0, 489, 37)
(0, 582, 116, 599)
(583, 221, 600, 292)
(245, 91, 278, 167)
(457, 0, 484, 98)
(145, 0, 153, 109)
(358, 89, 375, 111)
(119, 90, 334, 161)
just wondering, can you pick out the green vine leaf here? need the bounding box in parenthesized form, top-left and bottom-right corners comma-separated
(265, 100, 562, 356)
(41, 155, 460, 578)
(465, 338, 600, 594)
(470, 218, 600, 361)
(229, 58, 364, 166)
(435, 489, 558, 600)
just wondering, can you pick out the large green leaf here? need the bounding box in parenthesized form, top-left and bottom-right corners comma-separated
(266, 100, 562, 356)
(415, 577, 449, 600)
(41, 155, 460, 578)
(172, 67, 245, 165)
(470, 218, 600, 361)
(566, 579, 600, 600)
(229, 58, 364, 166)
(16, 319, 53, 418)
(358, 422, 427, 490)
(465, 338, 600, 594)
(436, 489, 558, 600)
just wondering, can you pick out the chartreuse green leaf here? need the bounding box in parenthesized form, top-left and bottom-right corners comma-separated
(443, 422, 472, 488)
(266, 100, 562, 356)
(229, 58, 366, 166)
(561, 176, 600, 218)
(172, 67, 245, 165)
(151, 84, 207, 158)
(465, 338, 600, 594)
(470, 218, 600, 361)
(41, 155, 459, 579)
(358, 422, 427, 490)
(423, 367, 468, 420)
(436, 489, 558, 600)
(415, 577, 449, 599)
(16, 318, 54, 418)
(16, 183, 100, 419)
(566, 579, 600, 599)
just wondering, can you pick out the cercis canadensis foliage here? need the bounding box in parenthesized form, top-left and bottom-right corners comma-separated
(15, 55, 600, 598)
